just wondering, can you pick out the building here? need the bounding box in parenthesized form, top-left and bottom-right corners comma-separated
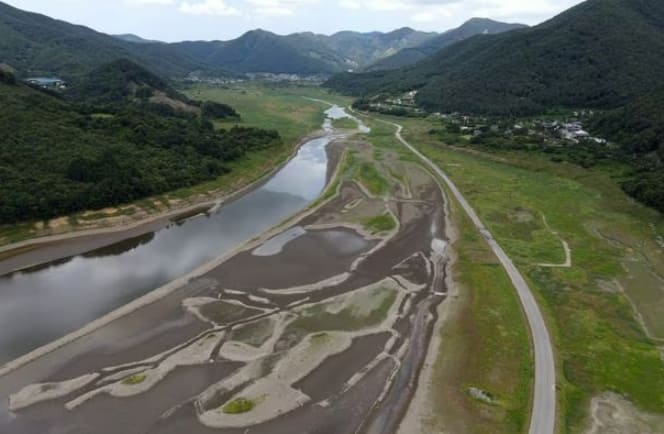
(25, 77, 66, 89)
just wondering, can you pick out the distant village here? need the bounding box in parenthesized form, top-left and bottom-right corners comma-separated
(367, 90, 609, 146)
(182, 72, 328, 85)
(436, 112, 608, 146)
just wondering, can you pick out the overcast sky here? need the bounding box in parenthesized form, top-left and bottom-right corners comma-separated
(6, 0, 585, 42)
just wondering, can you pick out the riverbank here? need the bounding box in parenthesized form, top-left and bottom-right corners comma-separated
(0, 102, 454, 434)
(0, 131, 326, 275)
(0, 84, 353, 251)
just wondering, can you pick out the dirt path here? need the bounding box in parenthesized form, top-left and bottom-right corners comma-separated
(537, 215, 572, 268)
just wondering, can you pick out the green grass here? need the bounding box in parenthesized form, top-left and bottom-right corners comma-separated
(363, 213, 396, 234)
(122, 374, 146, 385)
(394, 115, 664, 432)
(332, 117, 358, 130)
(356, 163, 390, 197)
(184, 83, 351, 145)
(222, 397, 255, 414)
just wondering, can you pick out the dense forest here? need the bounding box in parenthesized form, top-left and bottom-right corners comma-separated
(326, 0, 664, 116)
(0, 70, 280, 224)
(592, 90, 664, 212)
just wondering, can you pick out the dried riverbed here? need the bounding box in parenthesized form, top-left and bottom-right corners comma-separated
(0, 108, 453, 434)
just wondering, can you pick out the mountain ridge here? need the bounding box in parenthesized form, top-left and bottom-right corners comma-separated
(326, 0, 664, 115)
(366, 18, 527, 71)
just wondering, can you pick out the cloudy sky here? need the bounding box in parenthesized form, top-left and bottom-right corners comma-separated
(6, 0, 584, 42)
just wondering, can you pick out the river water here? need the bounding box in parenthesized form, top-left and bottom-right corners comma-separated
(0, 105, 356, 364)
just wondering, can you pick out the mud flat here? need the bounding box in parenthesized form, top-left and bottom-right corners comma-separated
(0, 111, 454, 434)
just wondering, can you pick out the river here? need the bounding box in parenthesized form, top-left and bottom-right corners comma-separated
(0, 105, 356, 364)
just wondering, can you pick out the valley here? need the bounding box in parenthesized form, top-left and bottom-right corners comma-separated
(0, 100, 461, 434)
(0, 0, 663, 432)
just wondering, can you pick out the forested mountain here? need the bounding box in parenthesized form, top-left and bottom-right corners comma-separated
(171, 30, 352, 74)
(0, 1, 441, 77)
(69, 59, 238, 117)
(0, 1, 215, 79)
(326, 0, 664, 115)
(366, 18, 527, 71)
(321, 27, 437, 70)
(0, 68, 278, 224)
(592, 88, 664, 212)
(113, 34, 164, 44)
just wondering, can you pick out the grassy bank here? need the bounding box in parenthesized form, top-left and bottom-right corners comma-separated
(390, 115, 664, 432)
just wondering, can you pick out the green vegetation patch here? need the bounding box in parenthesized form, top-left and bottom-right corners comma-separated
(122, 374, 146, 385)
(222, 397, 255, 414)
(332, 117, 358, 130)
(356, 163, 390, 196)
(362, 213, 396, 234)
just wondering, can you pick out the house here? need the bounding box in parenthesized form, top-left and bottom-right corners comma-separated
(25, 77, 66, 89)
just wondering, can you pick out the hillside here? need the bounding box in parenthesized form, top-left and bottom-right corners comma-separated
(592, 89, 664, 212)
(0, 1, 212, 78)
(171, 30, 351, 74)
(322, 27, 437, 70)
(366, 18, 526, 71)
(0, 70, 276, 224)
(70, 59, 239, 117)
(326, 0, 664, 115)
(113, 34, 164, 44)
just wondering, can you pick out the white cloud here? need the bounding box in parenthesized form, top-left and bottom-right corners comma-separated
(179, 0, 240, 15)
(338, 0, 361, 9)
(123, 0, 176, 5)
(333, 0, 581, 25)
(245, 0, 318, 16)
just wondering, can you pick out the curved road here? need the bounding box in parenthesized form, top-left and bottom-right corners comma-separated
(378, 118, 556, 434)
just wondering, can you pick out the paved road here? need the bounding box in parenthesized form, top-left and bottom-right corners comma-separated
(379, 118, 556, 434)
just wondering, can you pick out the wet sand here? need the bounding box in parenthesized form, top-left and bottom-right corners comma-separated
(210, 228, 375, 290)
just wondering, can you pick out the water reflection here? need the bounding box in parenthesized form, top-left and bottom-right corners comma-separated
(0, 133, 331, 363)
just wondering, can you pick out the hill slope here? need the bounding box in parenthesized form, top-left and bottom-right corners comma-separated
(592, 88, 664, 212)
(322, 27, 437, 70)
(0, 1, 211, 78)
(0, 69, 276, 224)
(366, 18, 527, 71)
(113, 34, 164, 44)
(326, 0, 664, 115)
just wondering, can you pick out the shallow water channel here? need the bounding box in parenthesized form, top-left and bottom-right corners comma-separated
(0, 105, 356, 364)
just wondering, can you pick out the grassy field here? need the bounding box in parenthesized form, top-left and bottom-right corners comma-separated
(386, 115, 664, 432)
(356, 162, 390, 197)
(332, 117, 358, 130)
(184, 83, 351, 145)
